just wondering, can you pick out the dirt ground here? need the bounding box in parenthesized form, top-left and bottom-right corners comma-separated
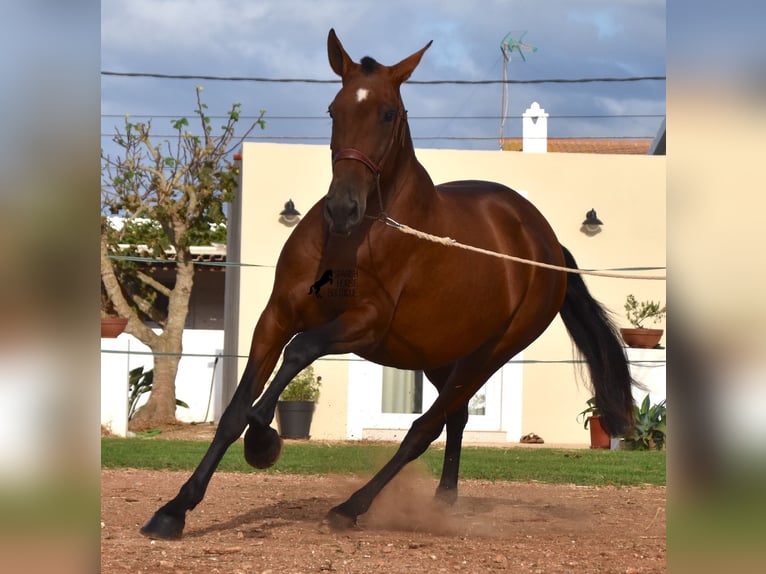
(101, 426, 666, 574)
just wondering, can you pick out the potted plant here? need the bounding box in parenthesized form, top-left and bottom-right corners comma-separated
(623, 395, 666, 450)
(577, 397, 611, 449)
(276, 365, 322, 439)
(620, 294, 666, 348)
(101, 288, 128, 338)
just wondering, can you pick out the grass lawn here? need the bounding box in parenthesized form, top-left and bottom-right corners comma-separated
(101, 438, 665, 487)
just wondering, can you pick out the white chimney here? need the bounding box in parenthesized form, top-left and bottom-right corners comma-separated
(522, 101, 548, 153)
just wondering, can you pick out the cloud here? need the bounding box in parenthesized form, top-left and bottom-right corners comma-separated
(101, 0, 666, 150)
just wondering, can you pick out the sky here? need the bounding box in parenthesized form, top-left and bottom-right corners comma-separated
(100, 0, 666, 155)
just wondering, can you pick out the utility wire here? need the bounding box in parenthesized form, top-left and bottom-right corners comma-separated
(99, 348, 666, 366)
(102, 70, 665, 84)
(101, 134, 658, 141)
(108, 253, 664, 274)
(102, 113, 664, 120)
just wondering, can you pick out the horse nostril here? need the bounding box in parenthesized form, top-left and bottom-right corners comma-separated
(324, 194, 362, 234)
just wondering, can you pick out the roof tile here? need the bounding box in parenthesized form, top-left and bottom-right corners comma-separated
(501, 138, 652, 155)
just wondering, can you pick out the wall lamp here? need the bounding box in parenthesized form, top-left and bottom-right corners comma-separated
(580, 208, 603, 236)
(279, 199, 301, 226)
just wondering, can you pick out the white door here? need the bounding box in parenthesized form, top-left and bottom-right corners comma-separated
(346, 355, 522, 440)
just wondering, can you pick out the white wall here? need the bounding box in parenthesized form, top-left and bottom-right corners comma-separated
(228, 143, 666, 444)
(100, 330, 224, 436)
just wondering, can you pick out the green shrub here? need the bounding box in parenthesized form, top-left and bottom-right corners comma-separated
(279, 365, 322, 402)
(624, 395, 666, 450)
(624, 294, 666, 328)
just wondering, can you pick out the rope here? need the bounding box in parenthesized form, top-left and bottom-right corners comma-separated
(381, 216, 666, 280)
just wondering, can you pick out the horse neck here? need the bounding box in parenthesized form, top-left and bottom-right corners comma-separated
(382, 129, 436, 216)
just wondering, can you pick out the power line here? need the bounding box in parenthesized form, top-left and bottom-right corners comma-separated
(108, 253, 664, 273)
(101, 134, 658, 141)
(102, 70, 665, 84)
(101, 113, 664, 121)
(99, 348, 666, 366)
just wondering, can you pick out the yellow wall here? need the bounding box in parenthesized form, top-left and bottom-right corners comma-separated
(235, 143, 666, 444)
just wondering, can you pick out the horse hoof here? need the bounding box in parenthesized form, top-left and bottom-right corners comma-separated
(140, 510, 185, 540)
(323, 507, 358, 530)
(434, 486, 458, 506)
(244, 425, 283, 469)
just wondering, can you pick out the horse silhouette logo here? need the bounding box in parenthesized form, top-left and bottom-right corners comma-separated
(309, 269, 333, 298)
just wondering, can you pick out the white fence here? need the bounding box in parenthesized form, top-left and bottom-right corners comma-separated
(100, 329, 224, 436)
(101, 331, 666, 443)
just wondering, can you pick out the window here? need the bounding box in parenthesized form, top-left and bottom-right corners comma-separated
(468, 391, 486, 415)
(381, 368, 423, 414)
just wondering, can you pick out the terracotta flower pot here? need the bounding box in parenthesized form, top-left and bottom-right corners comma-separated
(620, 327, 663, 349)
(588, 416, 611, 449)
(101, 317, 128, 338)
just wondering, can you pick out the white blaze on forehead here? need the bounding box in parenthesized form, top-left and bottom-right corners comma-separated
(356, 88, 370, 103)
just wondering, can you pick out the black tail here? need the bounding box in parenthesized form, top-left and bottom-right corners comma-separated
(559, 245, 635, 436)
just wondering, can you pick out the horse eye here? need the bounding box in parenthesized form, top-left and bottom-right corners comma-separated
(383, 109, 396, 122)
(327, 107, 334, 119)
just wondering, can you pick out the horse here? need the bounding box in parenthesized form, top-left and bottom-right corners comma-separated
(140, 28, 634, 539)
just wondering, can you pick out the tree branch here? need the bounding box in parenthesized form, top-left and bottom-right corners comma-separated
(130, 292, 165, 325)
(101, 231, 159, 346)
(135, 269, 172, 298)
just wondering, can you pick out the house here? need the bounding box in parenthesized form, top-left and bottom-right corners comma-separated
(223, 133, 666, 446)
(101, 105, 666, 444)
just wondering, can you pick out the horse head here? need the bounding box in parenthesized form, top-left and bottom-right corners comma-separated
(324, 28, 431, 235)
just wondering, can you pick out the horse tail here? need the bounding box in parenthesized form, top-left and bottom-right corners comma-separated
(558, 244, 635, 436)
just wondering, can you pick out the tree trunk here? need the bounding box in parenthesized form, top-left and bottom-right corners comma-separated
(129, 338, 183, 431)
(127, 254, 195, 431)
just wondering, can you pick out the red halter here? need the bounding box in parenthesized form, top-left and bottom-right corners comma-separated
(331, 107, 406, 174)
(330, 108, 406, 216)
(331, 147, 381, 175)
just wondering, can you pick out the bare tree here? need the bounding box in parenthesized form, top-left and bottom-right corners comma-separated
(101, 87, 264, 430)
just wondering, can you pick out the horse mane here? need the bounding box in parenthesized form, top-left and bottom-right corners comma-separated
(360, 56, 380, 74)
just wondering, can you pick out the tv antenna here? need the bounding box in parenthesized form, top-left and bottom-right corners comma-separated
(499, 31, 537, 146)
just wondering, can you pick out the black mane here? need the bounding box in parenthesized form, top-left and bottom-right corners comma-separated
(360, 56, 380, 74)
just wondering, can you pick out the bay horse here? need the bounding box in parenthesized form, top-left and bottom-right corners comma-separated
(141, 29, 634, 539)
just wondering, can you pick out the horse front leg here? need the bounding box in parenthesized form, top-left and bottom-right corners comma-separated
(241, 330, 328, 466)
(140, 316, 288, 540)
(243, 308, 382, 458)
(139, 363, 261, 539)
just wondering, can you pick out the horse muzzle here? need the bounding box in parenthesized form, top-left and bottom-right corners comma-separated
(323, 189, 365, 235)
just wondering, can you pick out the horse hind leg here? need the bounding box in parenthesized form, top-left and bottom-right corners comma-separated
(425, 365, 469, 506)
(325, 366, 489, 529)
(324, 408, 447, 529)
(435, 402, 469, 505)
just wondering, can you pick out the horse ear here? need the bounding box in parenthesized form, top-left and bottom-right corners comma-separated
(390, 40, 432, 86)
(327, 28, 354, 78)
